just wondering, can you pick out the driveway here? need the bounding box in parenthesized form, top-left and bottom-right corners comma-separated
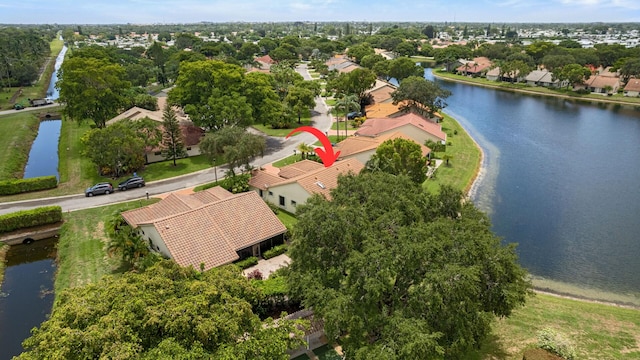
(0, 65, 333, 215)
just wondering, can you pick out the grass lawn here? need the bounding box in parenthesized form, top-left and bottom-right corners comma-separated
(330, 120, 358, 130)
(468, 293, 640, 359)
(0, 243, 7, 289)
(252, 117, 312, 137)
(313, 135, 340, 146)
(423, 113, 481, 194)
(276, 209, 297, 229)
(273, 154, 304, 168)
(0, 112, 40, 179)
(55, 199, 158, 296)
(325, 99, 337, 106)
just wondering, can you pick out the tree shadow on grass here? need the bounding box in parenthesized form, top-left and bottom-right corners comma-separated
(463, 332, 511, 360)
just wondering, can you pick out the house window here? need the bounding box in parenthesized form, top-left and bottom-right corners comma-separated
(154, 151, 162, 155)
(279, 195, 285, 206)
(259, 189, 263, 197)
(268, 191, 273, 196)
(186, 146, 192, 150)
(291, 200, 297, 207)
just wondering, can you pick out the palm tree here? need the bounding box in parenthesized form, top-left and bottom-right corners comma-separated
(334, 94, 360, 141)
(297, 143, 315, 160)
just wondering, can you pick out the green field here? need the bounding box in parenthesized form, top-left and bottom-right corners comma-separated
(0, 112, 41, 179)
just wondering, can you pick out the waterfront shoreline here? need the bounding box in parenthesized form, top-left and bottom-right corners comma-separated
(444, 92, 640, 311)
(433, 71, 640, 108)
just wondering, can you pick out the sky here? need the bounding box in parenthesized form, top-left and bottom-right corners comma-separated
(1, 0, 639, 24)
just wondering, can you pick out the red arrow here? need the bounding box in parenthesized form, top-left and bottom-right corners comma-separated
(286, 126, 340, 168)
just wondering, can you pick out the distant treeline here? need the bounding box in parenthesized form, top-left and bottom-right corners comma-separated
(0, 28, 56, 87)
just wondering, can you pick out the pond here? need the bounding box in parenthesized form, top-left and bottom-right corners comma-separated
(22, 119, 61, 180)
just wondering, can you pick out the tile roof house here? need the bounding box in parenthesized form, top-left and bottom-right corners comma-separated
(106, 96, 204, 164)
(249, 158, 364, 214)
(525, 69, 567, 88)
(456, 57, 493, 77)
(364, 101, 443, 123)
(334, 131, 431, 165)
(623, 78, 640, 97)
(582, 74, 621, 94)
(365, 80, 397, 104)
(355, 112, 447, 145)
(121, 187, 286, 270)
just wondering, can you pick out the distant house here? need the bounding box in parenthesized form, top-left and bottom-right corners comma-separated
(455, 57, 493, 77)
(249, 158, 364, 214)
(355, 112, 447, 145)
(486, 67, 501, 81)
(525, 69, 566, 88)
(363, 102, 443, 123)
(582, 74, 621, 95)
(121, 187, 286, 270)
(255, 54, 275, 70)
(366, 80, 398, 104)
(106, 97, 204, 163)
(335, 131, 431, 164)
(623, 78, 640, 97)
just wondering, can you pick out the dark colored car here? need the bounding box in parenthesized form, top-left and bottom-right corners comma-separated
(85, 182, 113, 197)
(118, 176, 145, 191)
(347, 111, 362, 120)
(14, 104, 24, 110)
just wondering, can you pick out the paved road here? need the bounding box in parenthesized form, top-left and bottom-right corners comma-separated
(0, 103, 61, 116)
(0, 66, 333, 215)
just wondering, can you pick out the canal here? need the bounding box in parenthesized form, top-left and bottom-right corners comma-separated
(426, 69, 640, 303)
(0, 238, 57, 360)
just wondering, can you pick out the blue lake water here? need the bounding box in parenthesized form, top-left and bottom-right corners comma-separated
(425, 69, 640, 299)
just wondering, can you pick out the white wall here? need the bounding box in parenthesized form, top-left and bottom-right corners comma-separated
(262, 182, 311, 214)
(139, 224, 172, 258)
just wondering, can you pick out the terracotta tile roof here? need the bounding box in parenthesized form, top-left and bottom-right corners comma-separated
(291, 158, 364, 200)
(367, 84, 396, 104)
(150, 191, 286, 270)
(586, 75, 620, 89)
(122, 186, 233, 227)
(624, 79, 640, 92)
(248, 170, 286, 191)
(335, 131, 430, 160)
(355, 112, 447, 141)
(277, 160, 325, 179)
(364, 103, 403, 118)
(249, 159, 364, 199)
(255, 54, 274, 64)
(181, 124, 205, 146)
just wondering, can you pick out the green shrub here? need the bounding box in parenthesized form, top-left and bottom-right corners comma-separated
(0, 176, 57, 195)
(265, 201, 280, 215)
(234, 256, 258, 270)
(0, 206, 62, 233)
(263, 244, 287, 259)
(537, 328, 576, 360)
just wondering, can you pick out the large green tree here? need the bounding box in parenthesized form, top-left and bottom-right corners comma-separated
(555, 64, 591, 89)
(391, 76, 451, 119)
(198, 127, 266, 174)
(327, 68, 376, 109)
(161, 103, 188, 166)
(19, 261, 306, 359)
(388, 57, 424, 83)
(169, 60, 252, 130)
(346, 42, 375, 64)
(284, 85, 316, 124)
(288, 173, 531, 359)
(365, 138, 427, 183)
(81, 120, 146, 176)
(57, 56, 131, 128)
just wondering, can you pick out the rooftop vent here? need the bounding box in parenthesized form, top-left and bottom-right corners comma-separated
(315, 181, 326, 189)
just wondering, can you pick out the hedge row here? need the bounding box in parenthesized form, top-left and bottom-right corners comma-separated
(263, 244, 288, 259)
(234, 256, 258, 270)
(0, 176, 57, 195)
(0, 205, 63, 233)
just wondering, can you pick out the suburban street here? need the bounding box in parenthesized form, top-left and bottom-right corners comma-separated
(0, 63, 333, 215)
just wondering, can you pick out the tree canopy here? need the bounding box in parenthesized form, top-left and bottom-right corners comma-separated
(81, 120, 147, 176)
(19, 261, 306, 359)
(288, 173, 531, 359)
(391, 76, 451, 119)
(365, 138, 428, 183)
(57, 56, 131, 128)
